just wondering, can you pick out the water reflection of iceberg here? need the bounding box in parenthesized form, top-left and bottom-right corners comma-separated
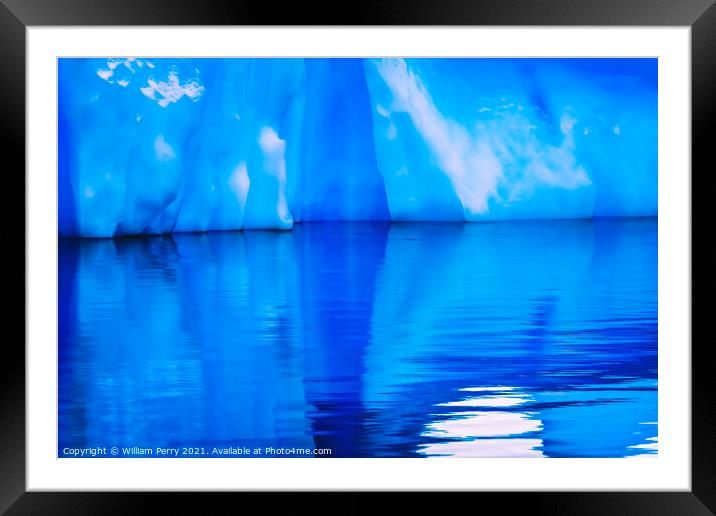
(59, 219, 657, 457)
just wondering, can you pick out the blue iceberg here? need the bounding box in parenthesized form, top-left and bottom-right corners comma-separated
(58, 57, 657, 237)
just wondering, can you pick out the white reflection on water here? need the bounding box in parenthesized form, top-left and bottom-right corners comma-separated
(419, 438, 545, 458)
(419, 386, 544, 458)
(626, 435, 658, 458)
(424, 411, 542, 439)
(437, 394, 532, 408)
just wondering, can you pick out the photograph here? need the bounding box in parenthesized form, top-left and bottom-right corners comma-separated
(6, 3, 707, 508)
(57, 56, 658, 459)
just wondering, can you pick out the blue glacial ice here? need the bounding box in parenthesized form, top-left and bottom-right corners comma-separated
(58, 58, 657, 237)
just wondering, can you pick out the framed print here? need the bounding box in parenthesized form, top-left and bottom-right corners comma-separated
(5, 0, 712, 512)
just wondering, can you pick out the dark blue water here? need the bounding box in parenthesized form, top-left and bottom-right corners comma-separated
(59, 219, 657, 458)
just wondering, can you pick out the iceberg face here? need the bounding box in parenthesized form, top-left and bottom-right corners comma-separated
(58, 57, 657, 237)
(364, 58, 656, 221)
(59, 58, 207, 237)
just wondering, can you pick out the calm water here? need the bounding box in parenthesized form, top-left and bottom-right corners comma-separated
(59, 219, 657, 458)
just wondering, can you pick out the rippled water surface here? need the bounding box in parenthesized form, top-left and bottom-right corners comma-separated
(59, 219, 657, 457)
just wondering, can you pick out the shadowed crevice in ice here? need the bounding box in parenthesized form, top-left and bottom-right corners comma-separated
(300, 59, 390, 221)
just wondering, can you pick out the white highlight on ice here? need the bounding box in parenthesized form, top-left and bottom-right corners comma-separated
(96, 69, 113, 81)
(372, 58, 592, 217)
(96, 58, 205, 108)
(374, 58, 501, 216)
(140, 71, 205, 108)
(228, 161, 250, 206)
(153, 134, 175, 161)
(258, 127, 292, 225)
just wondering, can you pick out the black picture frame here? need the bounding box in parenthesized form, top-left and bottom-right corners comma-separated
(3, 0, 710, 513)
